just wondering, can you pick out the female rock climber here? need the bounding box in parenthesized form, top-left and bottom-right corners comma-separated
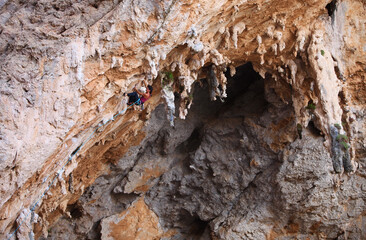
(126, 80, 153, 107)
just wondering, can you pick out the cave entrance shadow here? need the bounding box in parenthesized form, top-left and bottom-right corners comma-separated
(224, 62, 263, 103)
(147, 62, 265, 239)
(187, 62, 264, 120)
(174, 209, 210, 240)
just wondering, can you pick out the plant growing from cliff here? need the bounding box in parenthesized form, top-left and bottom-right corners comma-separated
(321, 49, 325, 56)
(306, 102, 316, 110)
(336, 134, 348, 141)
(340, 141, 349, 150)
(336, 133, 350, 150)
(161, 71, 174, 86)
(334, 123, 342, 130)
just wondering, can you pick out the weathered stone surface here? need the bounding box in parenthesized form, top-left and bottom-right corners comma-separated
(100, 197, 164, 240)
(0, 0, 365, 239)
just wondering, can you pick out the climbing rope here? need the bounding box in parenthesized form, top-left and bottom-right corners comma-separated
(7, 98, 141, 240)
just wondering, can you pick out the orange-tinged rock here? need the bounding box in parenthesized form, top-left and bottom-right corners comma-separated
(101, 197, 166, 240)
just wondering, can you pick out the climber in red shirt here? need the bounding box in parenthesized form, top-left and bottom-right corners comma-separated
(126, 80, 153, 106)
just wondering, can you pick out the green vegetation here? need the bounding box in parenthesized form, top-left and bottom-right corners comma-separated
(334, 123, 342, 130)
(336, 134, 348, 141)
(166, 71, 174, 81)
(162, 71, 174, 86)
(336, 131, 350, 151)
(321, 50, 325, 56)
(340, 141, 349, 150)
(306, 103, 316, 110)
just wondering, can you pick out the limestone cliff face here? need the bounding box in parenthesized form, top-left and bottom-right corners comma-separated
(0, 0, 365, 239)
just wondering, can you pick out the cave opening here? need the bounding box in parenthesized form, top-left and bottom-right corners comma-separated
(46, 62, 268, 239)
(223, 63, 264, 102)
(146, 62, 267, 238)
(185, 62, 265, 121)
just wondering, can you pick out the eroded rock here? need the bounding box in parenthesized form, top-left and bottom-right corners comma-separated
(1, 0, 365, 239)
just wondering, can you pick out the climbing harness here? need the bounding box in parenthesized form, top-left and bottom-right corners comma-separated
(7, 98, 141, 240)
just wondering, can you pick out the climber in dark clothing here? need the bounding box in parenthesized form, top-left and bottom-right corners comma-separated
(126, 92, 140, 105)
(126, 80, 153, 106)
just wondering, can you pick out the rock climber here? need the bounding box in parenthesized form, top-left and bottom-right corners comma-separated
(126, 80, 153, 107)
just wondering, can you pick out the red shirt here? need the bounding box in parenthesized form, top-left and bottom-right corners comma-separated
(141, 93, 150, 103)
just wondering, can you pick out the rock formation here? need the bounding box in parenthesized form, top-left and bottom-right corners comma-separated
(0, 0, 365, 239)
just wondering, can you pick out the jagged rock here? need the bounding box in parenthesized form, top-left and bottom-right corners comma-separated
(0, 0, 365, 239)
